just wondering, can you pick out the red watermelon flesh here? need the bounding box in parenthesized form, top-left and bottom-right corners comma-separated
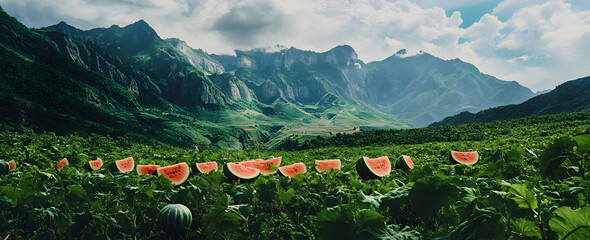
(137, 164, 161, 175)
(157, 162, 190, 185)
(362, 156, 391, 177)
(315, 159, 341, 172)
(116, 157, 134, 172)
(278, 162, 306, 178)
(8, 160, 16, 170)
(240, 157, 281, 175)
(53, 158, 69, 169)
(88, 158, 103, 170)
(196, 162, 218, 173)
(224, 162, 260, 180)
(450, 151, 478, 165)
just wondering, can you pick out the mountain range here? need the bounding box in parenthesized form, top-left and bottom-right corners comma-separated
(430, 76, 590, 126)
(0, 5, 536, 148)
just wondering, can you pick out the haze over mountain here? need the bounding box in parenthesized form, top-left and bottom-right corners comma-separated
(1, 5, 537, 148)
(212, 45, 534, 125)
(430, 76, 590, 126)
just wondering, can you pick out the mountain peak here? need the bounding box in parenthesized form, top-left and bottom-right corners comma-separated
(123, 19, 159, 39)
(395, 49, 407, 56)
(325, 45, 359, 64)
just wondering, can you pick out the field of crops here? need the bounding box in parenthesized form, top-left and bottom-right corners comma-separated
(1, 113, 589, 239)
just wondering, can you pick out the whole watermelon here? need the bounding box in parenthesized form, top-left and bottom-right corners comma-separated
(159, 204, 192, 233)
(0, 160, 10, 175)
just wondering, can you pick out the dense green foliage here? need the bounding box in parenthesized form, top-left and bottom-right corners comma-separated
(1, 112, 589, 239)
(281, 112, 590, 150)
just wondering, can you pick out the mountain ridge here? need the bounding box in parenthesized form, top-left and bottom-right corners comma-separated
(212, 43, 534, 125)
(2, 8, 409, 149)
(430, 76, 590, 126)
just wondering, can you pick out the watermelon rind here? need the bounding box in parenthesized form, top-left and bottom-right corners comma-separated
(356, 156, 391, 180)
(0, 160, 9, 175)
(159, 204, 192, 233)
(449, 151, 479, 165)
(315, 159, 341, 172)
(115, 157, 134, 173)
(224, 162, 260, 181)
(157, 163, 190, 185)
(84, 158, 103, 171)
(395, 155, 414, 170)
(8, 160, 16, 171)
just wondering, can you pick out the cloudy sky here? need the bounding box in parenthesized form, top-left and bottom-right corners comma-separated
(2, 0, 590, 91)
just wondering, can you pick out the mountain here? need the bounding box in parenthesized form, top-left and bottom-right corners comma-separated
(430, 76, 590, 126)
(1, 7, 409, 149)
(212, 47, 535, 126)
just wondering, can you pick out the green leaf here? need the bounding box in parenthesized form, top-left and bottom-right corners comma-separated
(364, 224, 421, 240)
(317, 204, 388, 240)
(503, 183, 538, 210)
(539, 137, 577, 178)
(549, 206, 590, 240)
(357, 191, 381, 210)
(277, 188, 295, 205)
(511, 218, 541, 238)
(449, 207, 506, 240)
(355, 209, 386, 228)
(573, 135, 590, 153)
(67, 185, 86, 197)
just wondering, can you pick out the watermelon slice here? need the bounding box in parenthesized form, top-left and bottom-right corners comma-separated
(52, 158, 69, 169)
(224, 162, 260, 181)
(450, 151, 478, 165)
(395, 155, 414, 170)
(196, 162, 218, 173)
(315, 159, 341, 172)
(115, 157, 134, 172)
(86, 158, 103, 171)
(239, 157, 281, 175)
(8, 160, 16, 170)
(137, 164, 161, 176)
(356, 156, 391, 179)
(157, 162, 190, 185)
(279, 162, 307, 178)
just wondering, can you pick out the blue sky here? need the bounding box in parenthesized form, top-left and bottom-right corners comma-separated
(2, 0, 590, 91)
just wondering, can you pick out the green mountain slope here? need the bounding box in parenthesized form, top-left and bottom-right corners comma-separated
(430, 76, 590, 126)
(1, 7, 410, 149)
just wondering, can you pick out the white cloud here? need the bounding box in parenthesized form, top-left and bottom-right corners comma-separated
(1, 0, 590, 91)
